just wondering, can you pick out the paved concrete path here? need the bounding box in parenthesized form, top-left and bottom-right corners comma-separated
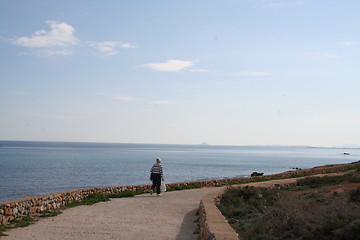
(1, 187, 224, 240)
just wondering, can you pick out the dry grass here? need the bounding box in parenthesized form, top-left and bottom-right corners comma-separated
(218, 170, 360, 240)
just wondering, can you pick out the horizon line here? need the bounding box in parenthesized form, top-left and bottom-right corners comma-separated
(0, 139, 359, 149)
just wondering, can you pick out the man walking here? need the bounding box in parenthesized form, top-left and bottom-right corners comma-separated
(150, 158, 164, 196)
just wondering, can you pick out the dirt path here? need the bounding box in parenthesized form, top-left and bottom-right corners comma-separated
(1, 172, 349, 240)
(1, 187, 224, 240)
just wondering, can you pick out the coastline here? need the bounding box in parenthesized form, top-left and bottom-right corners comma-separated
(2, 161, 359, 225)
(1, 162, 359, 240)
(1, 141, 358, 203)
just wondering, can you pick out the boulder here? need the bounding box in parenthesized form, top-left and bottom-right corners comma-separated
(251, 172, 264, 177)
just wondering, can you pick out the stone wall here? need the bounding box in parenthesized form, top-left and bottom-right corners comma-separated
(0, 184, 152, 225)
(199, 188, 238, 240)
(1, 162, 359, 226)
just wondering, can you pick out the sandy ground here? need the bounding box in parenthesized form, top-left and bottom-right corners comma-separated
(1, 187, 224, 240)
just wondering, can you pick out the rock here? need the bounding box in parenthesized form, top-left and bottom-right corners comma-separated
(8, 216, 14, 222)
(13, 207, 18, 215)
(251, 172, 264, 177)
(1, 216, 8, 225)
(4, 207, 12, 215)
(30, 207, 37, 214)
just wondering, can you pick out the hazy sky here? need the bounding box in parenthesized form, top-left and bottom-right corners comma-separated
(1, 0, 359, 147)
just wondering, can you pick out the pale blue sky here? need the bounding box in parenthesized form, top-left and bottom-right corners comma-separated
(1, 0, 359, 147)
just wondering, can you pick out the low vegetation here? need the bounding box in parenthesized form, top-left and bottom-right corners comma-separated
(218, 170, 360, 240)
(166, 184, 202, 191)
(39, 209, 62, 218)
(0, 216, 35, 237)
(108, 190, 145, 198)
(65, 193, 110, 208)
(296, 171, 360, 189)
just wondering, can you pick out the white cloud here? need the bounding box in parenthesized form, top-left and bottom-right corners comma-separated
(14, 21, 78, 48)
(111, 96, 142, 102)
(341, 41, 354, 46)
(11, 21, 136, 57)
(17, 52, 29, 56)
(306, 51, 341, 59)
(42, 49, 74, 56)
(95, 92, 108, 96)
(96, 92, 175, 105)
(150, 101, 175, 105)
(261, 1, 304, 9)
(96, 92, 143, 102)
(190, 68, 210, 73)
(321, 53, 341, 58)
(87, 41, 136, 56)
(13, 91, 31, 95)
(16, 111, 85, 120)
(227, 104, 241, 107)
(96, 92, 176, 105)
(145, 60, 194, 72)
(235, 71, 272, 77)
(120, 43, 137, 49)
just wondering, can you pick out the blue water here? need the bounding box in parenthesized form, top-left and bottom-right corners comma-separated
(1, 141, 359, 202)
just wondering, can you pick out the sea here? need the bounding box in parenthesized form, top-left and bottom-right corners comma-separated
(1, 140, 359, 202)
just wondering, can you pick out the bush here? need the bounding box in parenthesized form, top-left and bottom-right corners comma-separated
(297, 171, 360, 189)
(11, 216, 34, 228)
(218, 187, 279, 233)
(166, 184, 201, 191)
(0, 225, 10, 236)
(349, 187, 360, 203)
(220, 173, 360, 240)
(109, 190, 138, 198)
(40, 209, 62, 218)
(297, 175, 341, 188)
(66, 193, 109, 208)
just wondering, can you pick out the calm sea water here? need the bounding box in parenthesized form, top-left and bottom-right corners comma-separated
(1, 141, 359, 202)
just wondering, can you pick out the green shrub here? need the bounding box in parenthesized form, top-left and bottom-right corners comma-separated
(349, 187, 360, 203)
(66, 193, 109, 208)
(220, 171, 360, 240)
(347, 164, 360, 171)
(0, 216, 35, 235)
(218, 186, 279, 233)
(297, 171, 360, 189)
(297, 175, 340, 188)
(109, 190, 137, 198)
(12, 216, 34, 228)
(166, 184, 201, 192)
(40, 209, 62, 218)
(0, 225, 10, 236)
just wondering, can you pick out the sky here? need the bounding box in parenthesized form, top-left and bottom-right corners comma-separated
(0, 0, 360, 147)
